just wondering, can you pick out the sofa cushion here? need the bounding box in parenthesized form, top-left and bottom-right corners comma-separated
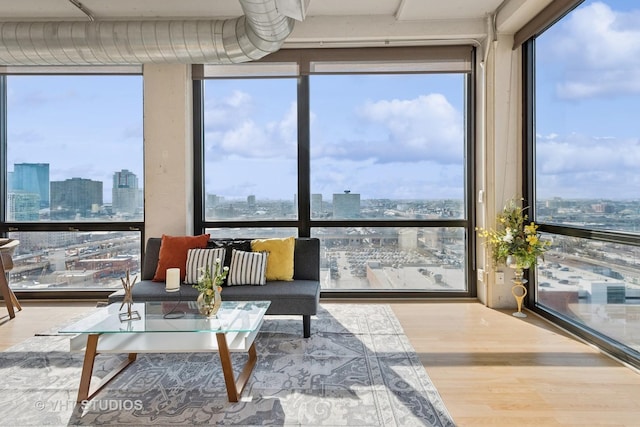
(251, 236, 295, 281)
(227, 249, 268, 286)
(108, 279, 319, 317)
(221, 280, 320, 315)
(184, 248, 226, 285)
(152, 234, 210, 282)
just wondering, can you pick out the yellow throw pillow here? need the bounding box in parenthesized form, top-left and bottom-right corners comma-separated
(251, 236, 295, 281)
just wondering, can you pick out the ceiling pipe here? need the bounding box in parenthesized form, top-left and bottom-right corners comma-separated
(0, 0, 309, 66)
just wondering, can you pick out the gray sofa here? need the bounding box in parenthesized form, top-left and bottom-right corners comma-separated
(108, 237, 321, 337)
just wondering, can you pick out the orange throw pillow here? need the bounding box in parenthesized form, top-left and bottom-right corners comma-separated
(152, 234, 210, 282)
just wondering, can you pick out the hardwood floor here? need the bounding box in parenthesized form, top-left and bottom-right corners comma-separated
(0, 301, 96, 350)
(390, 301, 640, 427)
(2, 300, 640, 426)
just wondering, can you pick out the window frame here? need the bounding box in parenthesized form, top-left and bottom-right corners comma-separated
(0, 71, 145, 300)
(523, 6, 640, 369)
(194, 46, 478, 298)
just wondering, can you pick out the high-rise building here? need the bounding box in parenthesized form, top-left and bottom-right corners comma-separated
(398, 228, 418, 250)
(311, 194, 323, 216)
(112, 169, 141, 215)
(333, 191, 360, 219)
(206, 194, 222, 207)
(50, 177, 102, 219)
(7, 192, 40, 221)
(10, 163, 50, 208)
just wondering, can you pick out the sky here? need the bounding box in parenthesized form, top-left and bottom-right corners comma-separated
(203, 74, 465, 201)
(535, 0, 640, 200)
(5, 0, 638, 204)
(6, 75, 143, 203)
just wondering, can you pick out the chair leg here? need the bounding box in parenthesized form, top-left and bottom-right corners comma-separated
(9, 288, 22, 312)
(0, 267, 15, 319)
(303, 314, 311, 338)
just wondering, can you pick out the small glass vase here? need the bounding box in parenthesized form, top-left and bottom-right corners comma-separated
(506, 255, 530, 270)
(196, 288, 222, 318)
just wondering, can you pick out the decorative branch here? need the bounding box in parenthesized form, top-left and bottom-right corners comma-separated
(119, 269, 139, 321)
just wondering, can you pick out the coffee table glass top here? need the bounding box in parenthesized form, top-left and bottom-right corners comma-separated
(59, 300, 271, 334)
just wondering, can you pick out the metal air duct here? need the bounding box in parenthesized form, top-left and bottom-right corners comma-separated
(0, 0, 308, 65)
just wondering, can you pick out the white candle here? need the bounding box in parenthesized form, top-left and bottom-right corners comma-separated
(166, 268, 181, 292)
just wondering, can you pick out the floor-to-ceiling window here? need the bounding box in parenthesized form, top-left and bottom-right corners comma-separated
(0, 70, 144, 295)
(526, 0, 640, 365)
(196, 47, 475, 296)
(309, 73, 467, 291)
(201, 76, 298, 229)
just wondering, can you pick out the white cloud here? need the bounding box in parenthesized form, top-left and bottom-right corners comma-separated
(205, 89, 463, 165)
(204, 91, 297, 159)
(203, 89, 465, 199)
(204, 90, 252, 127)
(536, 133, 640, 198)
(549, 2, 640, 99)
(311, 157, 464, 200)
(226, 90, 251, 108)
(314, 93, 464, 164)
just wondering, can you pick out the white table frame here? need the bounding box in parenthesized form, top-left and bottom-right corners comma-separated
(69, 308, 265, 403)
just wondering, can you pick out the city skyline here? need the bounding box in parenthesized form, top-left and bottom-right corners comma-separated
(7, 163, 142, 219)
(7, 158, 639, 220)
(8, 159, 639, 207)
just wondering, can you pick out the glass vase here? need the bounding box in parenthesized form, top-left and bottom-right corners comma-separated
(196, 287, 222, 318)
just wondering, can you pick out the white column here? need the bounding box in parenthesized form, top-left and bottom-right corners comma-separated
(143, 64, 194, 239)
(478, 34, 523, 308)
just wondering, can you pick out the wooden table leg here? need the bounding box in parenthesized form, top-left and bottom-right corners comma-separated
(216, 333, 258, 402)
(76, 334, 137, 402)
(77, 334, 100, 402)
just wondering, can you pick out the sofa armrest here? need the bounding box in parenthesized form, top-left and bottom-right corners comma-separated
(141, 237, 163, 281)
(293, 238, 320, 281)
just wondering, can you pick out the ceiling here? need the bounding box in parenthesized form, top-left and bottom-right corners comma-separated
(0, 0, 551, 48)
(0, 0, 503, 20)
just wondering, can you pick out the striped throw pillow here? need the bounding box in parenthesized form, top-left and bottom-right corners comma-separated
(227, 249, 269, 286)
(184, 248, 226, 285)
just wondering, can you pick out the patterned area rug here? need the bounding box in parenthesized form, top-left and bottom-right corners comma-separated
(0, 304, 455, 426)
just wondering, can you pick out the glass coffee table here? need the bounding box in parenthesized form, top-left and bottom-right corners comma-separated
(60, 300, 270, 403)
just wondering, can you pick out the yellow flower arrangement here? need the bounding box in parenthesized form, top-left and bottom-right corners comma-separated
(476, 199, 551, 269)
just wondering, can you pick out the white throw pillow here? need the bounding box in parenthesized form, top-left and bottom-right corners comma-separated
(184, 248, 226, 285)
(227, 249, 269, 286)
